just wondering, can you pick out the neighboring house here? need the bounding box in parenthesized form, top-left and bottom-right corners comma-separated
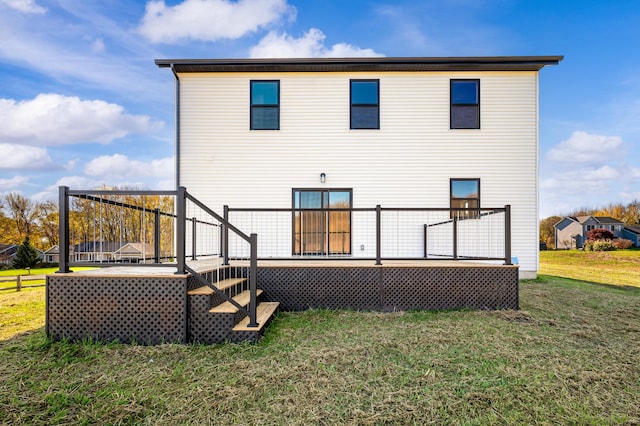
(554, 216, 625, 249)
(43, 245, 62, 263)
(156, 56, 562, 279)
(0, 244, 17, 265)
(0, 243, 44, 266)
(70, 242, 154, 263)
(622, 226, 640, 247)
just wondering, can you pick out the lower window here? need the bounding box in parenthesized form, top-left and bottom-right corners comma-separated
(450, 178, 480, 219)
(293, 189, 352, 255)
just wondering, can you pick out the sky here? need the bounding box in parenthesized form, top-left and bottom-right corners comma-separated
(0, 0, 639, 219)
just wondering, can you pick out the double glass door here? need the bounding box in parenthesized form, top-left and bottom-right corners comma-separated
(293, 189, 352, 255)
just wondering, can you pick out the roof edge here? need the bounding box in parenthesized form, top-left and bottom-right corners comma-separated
(155, 56, 563, 73)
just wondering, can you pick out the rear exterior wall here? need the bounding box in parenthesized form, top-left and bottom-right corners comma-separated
(178, 71, 539, 277)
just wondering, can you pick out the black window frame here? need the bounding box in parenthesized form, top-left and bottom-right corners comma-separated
(291, 188, 353, 256)
(450, 79, 480, 129)
(450, 178, 480, 219)
(250, 80, 280, 130)
(350, 79, 380, 130)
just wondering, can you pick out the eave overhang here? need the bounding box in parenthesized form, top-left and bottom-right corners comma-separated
(155, 56, 563, 73)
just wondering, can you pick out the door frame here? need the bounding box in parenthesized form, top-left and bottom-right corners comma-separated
(291, 188, 353, 256)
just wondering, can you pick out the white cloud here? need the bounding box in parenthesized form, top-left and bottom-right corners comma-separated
(139, 0, 294, 43)
(0, 94, 163, 146)
(91, 38, 105, 54)
(0, 175, 29, 192)
(540, 163, 640, 217)
(250, 28, 384, 58)
(547, 131, 623, 165)
(84, 154, 174, 180)
(31, 176, 101, 202)
(0, 0, 45, 14)
(0, 143, 55, 169)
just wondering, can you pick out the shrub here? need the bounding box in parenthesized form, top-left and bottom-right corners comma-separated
(613, 238, 634, 249)
(12, 237, 41, 270)
(587, 228, 615, 241)
(584, 239, 617, 251)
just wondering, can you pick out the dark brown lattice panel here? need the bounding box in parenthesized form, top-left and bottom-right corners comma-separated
(189, 306, 235, 344)
(257, 265, 518, 312)
(47, 275, 186, 344)
(381, 267, 518, 311)
(258, 267, 380, 311)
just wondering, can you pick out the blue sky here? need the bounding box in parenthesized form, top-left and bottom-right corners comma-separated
(0, 0, 638, 219)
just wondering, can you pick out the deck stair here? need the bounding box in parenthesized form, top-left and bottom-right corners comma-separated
(187, 267, 278, 343)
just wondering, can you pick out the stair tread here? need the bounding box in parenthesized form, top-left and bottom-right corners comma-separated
(209, 289, 264, 313)
(187, 277, 247, 295)
(215, 277, 247, 291)
(233, 302, 280, 331)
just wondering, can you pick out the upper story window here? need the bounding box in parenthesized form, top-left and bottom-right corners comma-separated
(450, 79, 480, 129)
(251, 80, 279, 130)
(350, 79, 379, 129)
(451, 178, 480, 219)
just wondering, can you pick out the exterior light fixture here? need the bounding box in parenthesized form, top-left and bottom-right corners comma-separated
(320, 173, 326, 183)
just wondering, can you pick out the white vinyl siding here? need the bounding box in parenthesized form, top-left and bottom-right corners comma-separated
(178, 71, 539, 275)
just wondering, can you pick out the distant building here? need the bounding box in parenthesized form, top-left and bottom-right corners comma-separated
(0, 243, 44, 266)
(43, 242, 154, 264)
(554, 216, 625, 249)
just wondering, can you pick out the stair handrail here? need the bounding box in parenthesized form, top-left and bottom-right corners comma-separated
(180, 188, 259, 328)
(184, 264, 247, 315)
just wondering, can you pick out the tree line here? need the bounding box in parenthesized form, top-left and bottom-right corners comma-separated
(1, 189, 175, 263)
(540, 200, 640, 247)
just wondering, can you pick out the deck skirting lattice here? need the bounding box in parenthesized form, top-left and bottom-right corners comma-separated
(46, 275, 187, 344)
(258, 265, 518, 311)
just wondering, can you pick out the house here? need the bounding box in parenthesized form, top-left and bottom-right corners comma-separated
(554, 216, 625, 249)
(44, 242, 154, 264)
(0, 244, 17, 265)
(0, 243, 44, 266)
(43, 245, 62, 263)
(622, 226, 640, 247)
(47, 56, 563, 345)
(72, 242, 154, 263)
(155, 56, 562, 279)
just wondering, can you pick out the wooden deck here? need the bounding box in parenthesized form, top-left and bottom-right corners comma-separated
(54, 258, 513, 277)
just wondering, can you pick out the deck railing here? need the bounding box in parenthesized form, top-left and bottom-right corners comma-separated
(226, 205, 512, 265)
(56, 186, 259, 327)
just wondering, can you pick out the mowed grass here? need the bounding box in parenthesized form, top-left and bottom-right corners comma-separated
(0, 288, 45, 340)
(0, 267, 95, 290)
(540, 249, 640, 287)
(0, 261, 638, 424)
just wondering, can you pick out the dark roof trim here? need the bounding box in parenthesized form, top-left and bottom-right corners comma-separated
(155, 56, 563, 73)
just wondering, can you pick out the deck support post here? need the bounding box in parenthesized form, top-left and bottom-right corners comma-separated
(247, 233, 259, 328)
(176, 187, 186, 274)
(56, 186, 71, 273)
(154, 208, 161, 263)
(223, 205, 230, 265)
(375, 205, 382, 265)
(504, 205, 512, 265)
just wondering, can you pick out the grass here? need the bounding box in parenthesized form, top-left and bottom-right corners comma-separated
(0, 257, 638, 424)
(0, 288, 46, 341)
(0, 267, 95, 290)
(540, 249, 640, 287)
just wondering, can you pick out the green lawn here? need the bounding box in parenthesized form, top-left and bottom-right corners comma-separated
(540, 249, 640, 287)
(0, 258, 638, 424)
(0, 267, 95, 290)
